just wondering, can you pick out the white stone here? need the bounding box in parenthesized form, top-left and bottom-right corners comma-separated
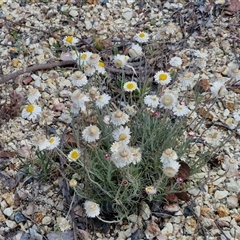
(85, 20, 92, 30)
(223, 109, 230, 117)
(139, 202, 151, 220)
(122, 8, 133, 21)
(41, 216, 52, 225)
(214, 190, 228, 200)
(126, 0, 135, 4)
(161, 222, 173, 236)
(227, 196, 239, 208)
(5, 220, 17, 229)
(69, 9, 78, 17)
(3, 207, 13, 217)
(212, 176, 226, 185)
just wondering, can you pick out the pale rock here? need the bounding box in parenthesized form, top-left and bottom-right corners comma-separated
(202, 217, 214, 228)
(227, 196, 239, 208)
(41, 216, 52, 225)
(194, 205, 201, 217)
(223, 109, 230, 117)
(221, 231, 232, 240)
(184, 217, 197, 235)
(139, 202, 151, 220)
(191, 173, 206, 179)
(17, 189, 30, 199)
(145, 220, 161, 239)
(226, 179, 240, 193)
(212, 176, 226, 185)
(126, 0, 135, 4)
(156, 234, 167, 240)
(188, 188, 201, 196)
(124, 228, 132, 238)
(85, 20, 92, 30)
(6, 220, 17, 229)
(214, 190, 228, 200)
(215, 0, 226, 4)
(59, 90, 72, 98)
(161, 222, 173, 236)
(29, 228, 43, 240)
(116, 231, 126, 240)
(163, 204, 180, 213)
(1, 200, 8, 209)
(3, 207, 13, 217)
(2, 192, 14, 206)
(128, 214, 138, 223)
(122, 8, 133, 21)
(230, 225, 240, 239)
(69, 9, 78, 17)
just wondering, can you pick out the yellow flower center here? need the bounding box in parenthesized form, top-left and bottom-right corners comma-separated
(126, 82, 135, 90)
(178, 106, 183, 111)
(139, 32, 145, 38)
(120, 151, 128, 158)
(49, 138, 55, 144)
(81, 53, 87, 60)
(229, 159, 236, 164)
(66, 36, 73, 43)
(115, 59, 123, 68)
(98, 61, 104, 68)
(212, 132, 218, 139)
(119, 133, 127, 141)
(90, 126, 98, 134)
(71, 151, 79, 160)
(115, 110, 123, 118)
(162, 96, 173, 106)
(26, 105, 34, 113)
(150, 96, 157, 101)
(165, 148, 173, 156)
(159, 73, 168, 81)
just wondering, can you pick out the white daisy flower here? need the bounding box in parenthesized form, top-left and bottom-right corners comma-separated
(68, 149, 81, 162)
(130, 147, 142, 164)
(128, 43, 143, 58)
(179, 72, 195, 88)
(173, 104, 190, 116)
(69, 71, 88, 87)
(113, 54, 129, 68)
(162, 160, 180, 178)
(205, 128, 222, 147)
(124, 104, 138, 116)
(165, 22, 177, 35)
(59, 113, 72, 124)
(69, 179, 77, 188)
(56, 217, 71, 232)
(233, 109, 240, 121)
(84, 64, 96, 76)
(95, 93, 111, 109)
(84, 200, 100, 218)
(195, 58, 207, 69)
(95, 61, 106, 74)
(194, 49, 208, 59)
(112, 126, 131, 144)
(88, 86, 100, 100)
(111, 109, 129, 126)
(82, 125, 101, 143)
(27, 88, 41, 103)
(159, 92, 177, 109)
(46, 136, 60, 150)
(144, 95, 159, 108)
(69, 50, 79, 61)
(37, 137, 50, 151)
(110, 144, 133, 168)
(169, 56, 182, 67)
(110, 141, 125, 153)
(154, 71, 172, 85)
(222, 157, 239, 171)
(77, 51, 92, 66)
(134, 32, 149, 43)
(145, 186, 157, 195)
(210, 81, 228, 98)
(160, 148, 178, 165)
(123, 81, 138, 92)
(63, 36, 79, 46)
(21, 104, 42, 121)
(71, 90, 89, 112)
(87, 53, 101, 66)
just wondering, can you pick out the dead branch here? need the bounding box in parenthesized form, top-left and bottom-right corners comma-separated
(0, 60, 76, 84)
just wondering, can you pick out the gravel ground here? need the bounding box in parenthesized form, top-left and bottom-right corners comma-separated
(0, 0, 240, 239)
